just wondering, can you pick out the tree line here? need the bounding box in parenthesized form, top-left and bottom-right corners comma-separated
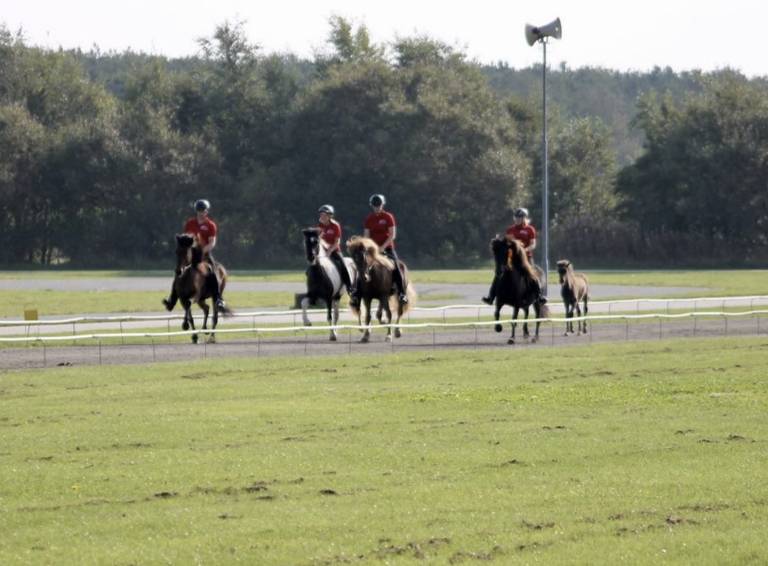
(1, 18, 767, 269)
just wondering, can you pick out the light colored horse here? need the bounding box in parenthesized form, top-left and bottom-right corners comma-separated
(300, 228, 357, 341)
(556, 259, 590, 336)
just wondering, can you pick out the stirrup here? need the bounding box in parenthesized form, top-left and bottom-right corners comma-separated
(349, 296, 360, 308)
(215, 299, 227, 311)
(481, 296, 494, 305)
(538, 295, 548, 305)
(398, 293, 409, 304)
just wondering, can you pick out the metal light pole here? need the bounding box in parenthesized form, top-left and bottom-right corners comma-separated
(525, 17, 561, 296)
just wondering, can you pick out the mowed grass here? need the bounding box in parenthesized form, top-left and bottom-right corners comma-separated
(2, 338, 768, 565)
(1, 269, 767, 318)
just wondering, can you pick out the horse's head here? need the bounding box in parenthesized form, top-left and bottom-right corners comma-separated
(302, 228, 322, 264)
(346, 237, 369, 273)
(174, 233, 197, 275)
(556, 260, 572, 284)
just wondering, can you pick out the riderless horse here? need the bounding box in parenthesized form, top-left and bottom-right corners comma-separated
(556, 259, 590, 336)
(490, 236, 551, 344)
(169, 233, 233, 343)
(346, 236, 416, 343)
(300, 228, 358, 341)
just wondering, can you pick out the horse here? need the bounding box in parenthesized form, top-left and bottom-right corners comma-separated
(300, 228, 358, 341)
(490, 237, 552, 344)
(170, 233, 233, 344)
(556, 259, 590, 336)
(346, 236, 416, 343)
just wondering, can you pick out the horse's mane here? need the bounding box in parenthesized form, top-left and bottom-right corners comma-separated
(346, 236, 394, 270)
(492, 237, 538, 282)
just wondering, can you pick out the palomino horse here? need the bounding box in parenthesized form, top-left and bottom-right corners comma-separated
(490, 237, 551, 344)
(556, 259, 590, 336)
(300, 228, 358, 341)
(170, 233, 233, 343)
(346, 236, 416, 343)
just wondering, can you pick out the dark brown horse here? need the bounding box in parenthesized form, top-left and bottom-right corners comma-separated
(556, 259, 590, 336)
(346, 236, 416, 343)
(490, 237, 551, 344)
(171, 234, 233, 343)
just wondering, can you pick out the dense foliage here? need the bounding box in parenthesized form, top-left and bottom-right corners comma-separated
(1, 19, 767, 268)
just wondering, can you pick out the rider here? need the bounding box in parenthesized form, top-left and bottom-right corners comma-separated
(362, 194, 408, 305)
(316, 204, 355, 302)
(482, 207, 547, 305)
(162, 199, 227, 312)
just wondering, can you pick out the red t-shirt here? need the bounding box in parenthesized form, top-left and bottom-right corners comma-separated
(317, 221, 342, 248)
(184, 217, 218, 247)
(506, 223, 536, 257)
(364, 211, 396, 249)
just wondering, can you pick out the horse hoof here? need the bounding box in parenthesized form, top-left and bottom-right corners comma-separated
(192, 334, 199, 344)
(494, 324, 503, 333)
(330, 334, 337, 342)
(531, 337, 538, 344)
(360, 335, 370, 343)
(303, 320, 312, 327)
(182, 321, 190, 331)
(394, 328, 402, 338)
(507, 338, 515, 345)
(386, 335, 393, 342)
(209, 336, 216, 344)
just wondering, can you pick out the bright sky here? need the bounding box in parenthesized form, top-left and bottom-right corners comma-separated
(4, 0, 767, 77)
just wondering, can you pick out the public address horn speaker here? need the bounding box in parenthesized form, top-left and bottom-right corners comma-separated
(525, 17, 562, 46)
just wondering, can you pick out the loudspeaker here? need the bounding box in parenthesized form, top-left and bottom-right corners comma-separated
(525, 17, 562, 46)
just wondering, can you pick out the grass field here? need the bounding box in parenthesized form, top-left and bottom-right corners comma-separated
(3, 337, 768, 565)
(1, 269, 766, 318)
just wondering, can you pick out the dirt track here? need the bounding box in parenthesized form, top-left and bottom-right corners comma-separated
(2, 278, 766, 370)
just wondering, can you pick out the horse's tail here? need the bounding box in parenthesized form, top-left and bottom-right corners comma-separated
(218, 303, 235, 318)
(538, 302, 552, 319)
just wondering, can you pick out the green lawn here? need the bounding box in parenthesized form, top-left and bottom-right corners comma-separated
(2, 338, 768, 565)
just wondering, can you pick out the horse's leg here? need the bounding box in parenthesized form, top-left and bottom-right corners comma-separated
(522, 306, 530, 339)
(565, 302, 574, 335)
(383, 300, 393, 342)
(332, 299, 340, 341)
(394, 302, 403, 339)
(508, 306, 520, 344)
(494, 303, 503, 333)
(328, 300, 337, 342)
(210, 303, 219, 344)
(531, 304, 541, 343)
(185, 306, 198, 344)
(361, 298, 373, 343)
(574, 301, 582, 336)
(582, 296, 589, 334)
(300, 296, 312, 327)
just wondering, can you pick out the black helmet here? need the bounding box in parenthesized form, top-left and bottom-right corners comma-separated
(369, 194, 386, 207)
(318, 204, 335, 216)
(513, 207, 529, 218)
(194, 199, 211, 212)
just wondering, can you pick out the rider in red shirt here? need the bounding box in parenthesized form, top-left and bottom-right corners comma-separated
(317, 204, 354, 301)
(362, 194, 408, 305)
(482, 207, 547, 305)
(163, 199, 227, 312)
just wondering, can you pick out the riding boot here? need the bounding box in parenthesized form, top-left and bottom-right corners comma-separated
(531, 279, 547, 305)
(482, 274, 500, 305)
(392, 270, 408, 304)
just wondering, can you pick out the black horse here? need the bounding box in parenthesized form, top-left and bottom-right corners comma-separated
(300, 228, 357, 341)
(169, 234, 233, 344)
(490, 237, 551, 344)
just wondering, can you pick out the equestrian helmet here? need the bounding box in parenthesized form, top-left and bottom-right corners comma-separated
(318, 204, 335, 216)
(513, 207, 529, 218)
(194, 199, 211, 212)
(369, 194, 386, 207)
